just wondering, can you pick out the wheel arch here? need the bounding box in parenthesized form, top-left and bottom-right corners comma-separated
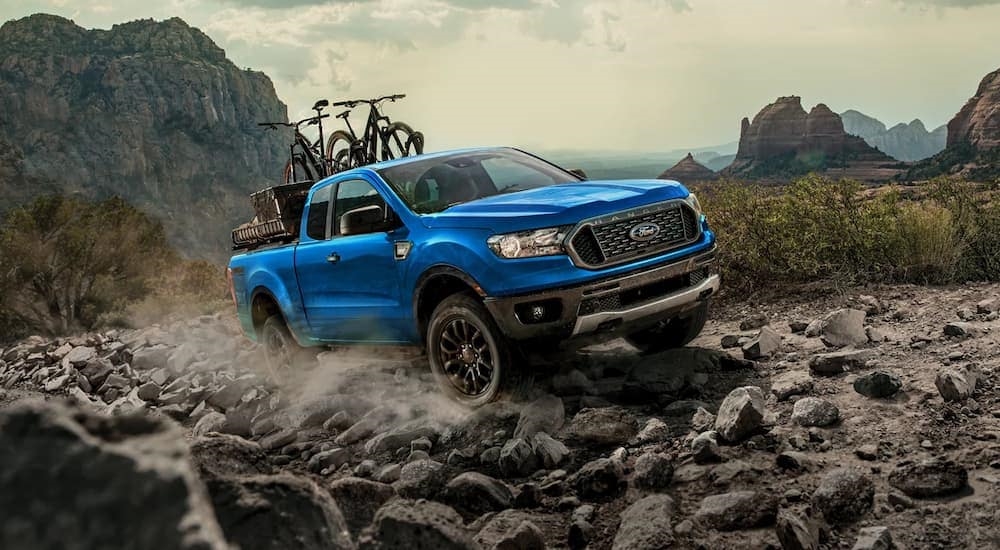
(413, 265, 488, 345)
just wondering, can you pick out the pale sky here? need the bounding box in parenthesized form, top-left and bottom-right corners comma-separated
(2, 0, 999, 152)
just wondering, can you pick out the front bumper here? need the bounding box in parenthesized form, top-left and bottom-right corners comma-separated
(484, 246, 719, 345)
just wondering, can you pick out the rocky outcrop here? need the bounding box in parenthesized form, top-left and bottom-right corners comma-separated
(0, 14, 287, 261)
(841, 110, 947, 161)
(723, 97, 897, 180)
(658, 153, 719, 182)
(947, 67, 1000, 150)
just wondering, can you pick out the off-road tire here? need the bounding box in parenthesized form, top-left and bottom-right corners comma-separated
(325, 130, 357, 172)
(625, 301, 710, 354)
(427, 293, 531, 407)
(383, 122, 424, 161)
(259, 314, 312, 383)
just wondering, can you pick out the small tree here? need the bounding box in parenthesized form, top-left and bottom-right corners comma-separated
(0, 195, 176, 334)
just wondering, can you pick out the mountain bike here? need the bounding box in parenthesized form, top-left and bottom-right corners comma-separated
(259, 99, 332, 183)
(325, 94, 424, 171)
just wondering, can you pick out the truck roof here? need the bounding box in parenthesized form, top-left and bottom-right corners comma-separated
(362, 146, 509, 172)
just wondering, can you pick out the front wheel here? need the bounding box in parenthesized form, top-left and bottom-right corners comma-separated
(427, 293, 530, 407)
(325, 130, 357, 173)
(625, 302, 710, 354)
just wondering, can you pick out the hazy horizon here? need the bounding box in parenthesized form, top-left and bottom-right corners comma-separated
(2, 0, 998, 153)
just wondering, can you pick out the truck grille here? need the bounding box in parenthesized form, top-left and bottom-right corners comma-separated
(567, 201, 700, 269)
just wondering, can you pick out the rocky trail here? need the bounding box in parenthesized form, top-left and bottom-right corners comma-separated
(4, 283, 1000, 549)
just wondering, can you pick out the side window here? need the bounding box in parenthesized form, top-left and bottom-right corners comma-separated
(334, 179, 386, 235)
(481, 157, 554, 191)
(305, 185, 331, 240)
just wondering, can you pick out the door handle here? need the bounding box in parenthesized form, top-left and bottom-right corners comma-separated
(326, 253, 340, 264)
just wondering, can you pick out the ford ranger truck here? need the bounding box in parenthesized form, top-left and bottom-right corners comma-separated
(228, 147, 719, 406)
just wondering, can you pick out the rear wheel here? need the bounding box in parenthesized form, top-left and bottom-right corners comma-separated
(625, 302, 710, 354)
(283, 157, 315, 184)
(383, 122, 424, 161)
(325, 130, 357, 173)
(427, 293, 530, 407)
(259, 314, 312, 383)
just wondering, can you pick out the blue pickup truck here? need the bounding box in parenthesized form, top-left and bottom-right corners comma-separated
(228, 147, 719, 406)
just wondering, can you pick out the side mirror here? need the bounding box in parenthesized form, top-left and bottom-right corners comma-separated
(340, 204, 395, 236)
(568, 168, 587, 180)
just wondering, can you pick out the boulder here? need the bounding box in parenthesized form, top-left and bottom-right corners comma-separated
(771, 370, 814, 401)
(131, 344, 173, 371)
(189, 433, 274, 478)
(851, 526, 893, 550)
(791, 397, 840, 427)
(308, 448, 351, 473)
(498, 438, 538, 478)
(631, 452, 674, 491)
(888, 458, 968, 498)
(714, 386, 765, 442)
(328, 477, 396, 537)
(361, 499, 474, 549)
(513, 394, 565, 440)
(563, 406, 639, 446)
(775, 509, 820, 550)
(531, 432, 569, 469)
(695, 490, 777, 530)
(493, 520, 545, 550)
(944, 321, 980, 338)
(193, 411, 228, 436)
(853, 371, 902, 398)
(612, 494, 676, 550)
(0, 400, 228, 550)
(739, 313, 769, 331)
(819, 309, 867, 347)
(636, 417, 671, 443)
(742, 326, 781, 360)
(442, 472, 514, 519)
(394, 459, 447, 499)
(571, 458, 625, 499)
(935, 366, 978, 402)
(811, 468, 874, 523)
(691, 431, 722, 463)
(809, 349, 875, 375)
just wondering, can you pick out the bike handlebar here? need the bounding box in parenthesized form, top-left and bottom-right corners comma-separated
(257, 113, 330, 130)
(331, 94, 406, 108)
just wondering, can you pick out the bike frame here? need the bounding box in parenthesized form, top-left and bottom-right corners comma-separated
(333, 95, 409, 167)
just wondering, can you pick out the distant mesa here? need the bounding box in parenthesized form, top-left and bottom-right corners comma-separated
(721, 96, 900, 181)
(840, 110, 946, 162)
(658, 152, 719, 182)
(907, 66, 1000, 181)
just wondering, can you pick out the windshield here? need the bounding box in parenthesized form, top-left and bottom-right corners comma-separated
(377, 148, 581, 214)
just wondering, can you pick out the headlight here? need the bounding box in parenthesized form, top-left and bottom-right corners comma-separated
(684, 192, 702, 215)
(487, 226, 571, 259)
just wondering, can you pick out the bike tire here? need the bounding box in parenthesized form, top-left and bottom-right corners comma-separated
(325, 130, 357, 173)
(382, 122, 424, 161)
(283, 157, 315, 184)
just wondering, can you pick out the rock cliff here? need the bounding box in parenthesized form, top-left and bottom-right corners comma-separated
(723, 97, 898, 181)
(947, 67, 1000, 150)
(658, 153, 719, 182)
(840, 110, 946, 162)
(0, 14, 288, 261)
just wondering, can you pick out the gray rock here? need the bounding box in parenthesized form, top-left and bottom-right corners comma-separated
(776, 509, 820, 550)
(443, 472, 514, 519)
(791, 397, 840, 427)
(307, 448, 350, 473)
(80, 359, 115, 386)
(0, 400, 229, 550)
(853, 371, 902, 398)
(622, 348, 722, 398)
(695, 490, 777, 530)
(365, 423, 439, 455)
(569, 519, 593, 550)
(772, 371, 814, 401)
(612, 494, 676, 550)
(944, 321, 980, 338)
(207, 378, 253, 411)
(691, 407, 716, 432)
(810, 349, 875, 375)
(804, 319, 823, 337)
(935, 366, 978, 401)
(374, 464, 401, 484)
(513, 393, 565, 440)
(361, 499, 474, 549)
(552, 369, 595, 395)
(789, 321, 810, 334)
(136, 381, 162, 401)
(812, 468, 874, 523)
(531, 432, 569, 469)
(260, 428, 298, 450)
(571, 458, 625, 499)
(61, 346, 96, 367)
(888, 458, 968, 498)
(631, 452, 673, 491)
(493, 520, 545, 550)
(819, 308, 867, 347)
(189, 433, 273, 478)
(132, 344, 173, 371)
(691, 430, 722, 463)
(499, 438, 538, 478)
(636, 417, 671, 443)
(328, 477, 395, 537)
(714, 386, 765, 442)
(394, 459, 446, 499)
(563, 406, 639, 446)
(742, 326, 781, 360)
(193, 411, 228, 436)
(721, 334, 743, 348)
(852, 526, 893, 550)
(740, 313, 769, 331)
(977, 298, 998, 314)
(480, 446, 502, 465)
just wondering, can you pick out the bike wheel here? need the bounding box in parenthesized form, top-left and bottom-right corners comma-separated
(326, 130, 357, 173)
(382, 122, 424, 161)
(283, 157, 315, 184)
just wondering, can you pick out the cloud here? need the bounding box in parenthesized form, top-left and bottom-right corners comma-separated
(214, 0, 540, 10)
(894, 0, 1000, 7)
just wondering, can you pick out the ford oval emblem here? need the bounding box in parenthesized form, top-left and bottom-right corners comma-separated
(629, 222, 660, 242)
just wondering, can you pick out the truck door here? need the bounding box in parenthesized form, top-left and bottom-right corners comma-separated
(294, 177, 408, 343)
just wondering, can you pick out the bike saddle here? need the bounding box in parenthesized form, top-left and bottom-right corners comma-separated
(313, 99, 329, 110)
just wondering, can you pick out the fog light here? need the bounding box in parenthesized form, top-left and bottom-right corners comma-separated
(530, 305, 546, 321)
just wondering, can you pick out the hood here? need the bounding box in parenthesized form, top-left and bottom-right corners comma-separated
(420, 179, 690, 231)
